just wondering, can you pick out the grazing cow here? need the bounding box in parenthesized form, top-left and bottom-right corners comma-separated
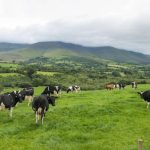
(19, 87, 34, 106)
(118, 83, 126, 89)
(67, 85, 80, 93)
(105, 84, 115, 90)
(138, 90, 150, 108)
(0, 91, 22, 117)
(41, 85, 61, 97)
(32, 95, 55, 124)
(132, 81, 137, 89)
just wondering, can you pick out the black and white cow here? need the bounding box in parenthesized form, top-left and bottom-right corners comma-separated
(32, 95, 55, 124)
(132, 81, 137, 89)
(0, 91, 23, 117)
(118, 83, 126, 89)
(138, 90, 150, 108)
(41, 85, 61, 97)
(19, 87, 34, 106)
(67, 85, 80, 93)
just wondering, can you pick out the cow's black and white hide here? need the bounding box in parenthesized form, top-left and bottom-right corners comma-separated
(32, 95, 55, 124)
(0, 91, 22, 117)
(19, 87, 34, 106)
(119, 83, 126, 89)
(138, 90, 150, 108)
(67, 85, 80, 93)
(41, 85, 61, 97)
(132, 82, 137, 89)
(115, 84, 120, 89)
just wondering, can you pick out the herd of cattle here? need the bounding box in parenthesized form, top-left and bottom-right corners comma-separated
(0, 82, 150, 124)
(0, 85, 80, 124)
(105, 81, 137, 90)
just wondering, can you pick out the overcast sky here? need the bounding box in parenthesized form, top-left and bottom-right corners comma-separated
(0, 0, 150, 54)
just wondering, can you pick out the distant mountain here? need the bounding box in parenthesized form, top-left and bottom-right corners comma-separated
(0, 41, 150, 64)
(0, 42, 29, 51)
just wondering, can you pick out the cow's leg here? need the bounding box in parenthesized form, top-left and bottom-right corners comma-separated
(0, 103, 3, 110)
(28, 96, 30, 106)
(59, 90, 61, 97)
(36, 111, 38, 124)
(9, 107, 13, 118)
(41, 113, 44, 125)
(38, 113, 40, 121)
(54, 91, 58, 97)
(56, 92, 58, 97)
(57, 90, 61, 97)
(28, 96, 33, 106)
(0, 103, 5, 110)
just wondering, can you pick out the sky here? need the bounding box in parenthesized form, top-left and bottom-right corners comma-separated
(0, 0, 150, 54)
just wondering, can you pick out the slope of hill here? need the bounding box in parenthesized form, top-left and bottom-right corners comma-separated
(0, 42, 29, 51)
(0, 41, 150, 64)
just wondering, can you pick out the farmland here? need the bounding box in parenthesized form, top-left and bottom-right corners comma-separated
(0, 73, 19, 77)
(0, 85, 150, 150)
(0, 58, 150, 90)
(36, 71, 61, 76)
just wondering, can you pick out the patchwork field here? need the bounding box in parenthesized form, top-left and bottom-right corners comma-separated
(0, 62, 18, 67)
(36, 71, 61, 76)
(0, 85, 150, 150)
(0, 73, 19, 77)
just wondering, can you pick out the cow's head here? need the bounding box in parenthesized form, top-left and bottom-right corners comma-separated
(47, 96, 55, 106)
(12, 91, 23, 103)
(137, 91, 144, 98)
(18, 90, 26, 101)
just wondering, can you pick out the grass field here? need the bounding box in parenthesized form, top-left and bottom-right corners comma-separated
(0, 85, 150, 150)
(36, 71, 61, 76)
(0, 73, 20, 77)
(0, 62, 18, 69)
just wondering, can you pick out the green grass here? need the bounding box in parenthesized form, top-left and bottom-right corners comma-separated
(0, 73, 20, 77)
(0, 85, 150, 150)
(108, 64, 128, 69)
(0, 63, 17, 68)
(43, 49, 78, 58)
(0, 62, 18, 68)
(36, 71, 61, 76)
(18, 49, 44, 58)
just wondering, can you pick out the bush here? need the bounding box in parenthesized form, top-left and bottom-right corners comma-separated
(3, 83, 14, 87)
(16, 82, 33, 88)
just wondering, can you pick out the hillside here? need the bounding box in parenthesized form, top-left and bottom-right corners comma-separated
(0, 41, 150, 64)
(0, 42, 29, 51)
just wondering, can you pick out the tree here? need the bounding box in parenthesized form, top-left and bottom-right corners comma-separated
(26, 67, 36, 79)
(112, 71, 121, 77)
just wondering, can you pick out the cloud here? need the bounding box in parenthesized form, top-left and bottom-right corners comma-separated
(0, 0, 150, 54)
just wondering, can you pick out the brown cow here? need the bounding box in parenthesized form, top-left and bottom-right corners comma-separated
(105, 84, 115, 90)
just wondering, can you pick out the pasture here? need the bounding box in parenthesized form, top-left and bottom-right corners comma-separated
(0, 73, 19, 77)
(0, 85, 150, 150)
(0, 62, 18, 68)
(36, 71, 61, 76)
(0, 62, 18, 70)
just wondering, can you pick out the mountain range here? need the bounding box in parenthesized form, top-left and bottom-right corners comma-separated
(0, 41, 150, 64)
